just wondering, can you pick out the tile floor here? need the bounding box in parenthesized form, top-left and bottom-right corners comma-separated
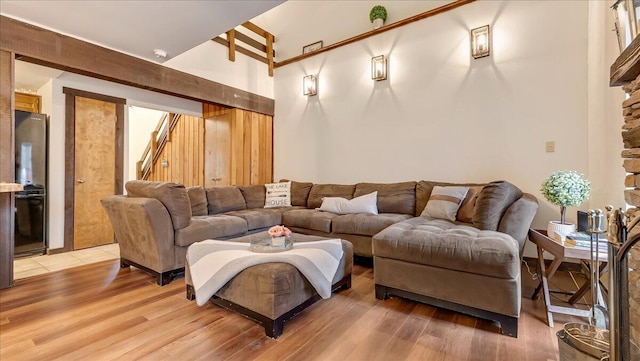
(13, 243, 120, 280)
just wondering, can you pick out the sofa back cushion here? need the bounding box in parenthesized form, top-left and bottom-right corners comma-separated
(354, 182, 416, 215)
(239, 185, 266, 209)
(125, 180, 192, 230)
(307, 184, 356, 209)
(279, 179, 314, 206)
(186, 186, 208, 216)
(206, 186, 247, 214)
(473, 181, 523, 231)
(416, 180, 486, 217)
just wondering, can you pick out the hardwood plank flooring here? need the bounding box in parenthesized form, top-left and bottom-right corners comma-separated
(0, 260, 588, 361)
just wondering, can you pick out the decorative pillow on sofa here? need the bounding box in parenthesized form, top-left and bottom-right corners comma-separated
(186, 186, 208, 216)
(421, 186, 469, 221)
(264, 181, 291, 208)
(318, 191, 378, 215)
(456, 185, 484, 223)
(206, 186, 246, 214)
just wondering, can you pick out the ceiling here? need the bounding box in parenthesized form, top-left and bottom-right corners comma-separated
(1, 0, 284, 90)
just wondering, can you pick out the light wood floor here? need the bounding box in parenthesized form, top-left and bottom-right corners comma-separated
(0, 260, 587, 361)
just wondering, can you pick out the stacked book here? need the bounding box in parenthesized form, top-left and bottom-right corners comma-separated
(565, 231, 609, 251)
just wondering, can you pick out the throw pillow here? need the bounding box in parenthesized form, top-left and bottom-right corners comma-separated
(318, 191, 378, 215)
(421, 186, 469, 221)
(264, 181, 292, 208)
(456, 185, 483, 223)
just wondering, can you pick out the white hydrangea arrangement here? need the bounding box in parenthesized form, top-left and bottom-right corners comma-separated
(541, 170, 590, 224)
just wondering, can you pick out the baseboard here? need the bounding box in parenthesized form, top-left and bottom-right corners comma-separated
(522, 256, 582, 273)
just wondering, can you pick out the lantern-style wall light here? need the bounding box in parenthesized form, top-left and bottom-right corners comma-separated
(371, 55, 387, 81)
(303, 75, 317, 96)
(612, 0, 640, 53)
(471, 25, 491, 59)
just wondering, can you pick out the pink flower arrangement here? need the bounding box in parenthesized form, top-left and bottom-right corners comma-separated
(268, 225, 291, 238)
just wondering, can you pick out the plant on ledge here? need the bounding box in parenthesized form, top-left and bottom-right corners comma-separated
(369, 5, 387, 29)
(541, 170, 590, 225)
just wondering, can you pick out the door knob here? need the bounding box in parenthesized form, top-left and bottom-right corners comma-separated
(77, 178, 85, 183)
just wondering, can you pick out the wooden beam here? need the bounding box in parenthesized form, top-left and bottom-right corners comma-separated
(212, 37, 268, 64)
(267, 34, 274, 77)
(226, 29, 236, 62)
(275, 0, 475, 68)
(0, 50, 15, 289)
(0, 15, 274, 116)
(242, 21, 272, 42)
(235, 31, 276, 57)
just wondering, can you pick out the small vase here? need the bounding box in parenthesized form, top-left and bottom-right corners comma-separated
(373, 18, 384, 29)
(547, 221, 576, 241)
(271, 236, 286, 247)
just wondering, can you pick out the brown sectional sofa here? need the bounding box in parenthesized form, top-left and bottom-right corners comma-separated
(101, 178, 537, 337)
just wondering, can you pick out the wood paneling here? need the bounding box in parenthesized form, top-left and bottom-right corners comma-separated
(73, 97, 116, 249)
(204, 107, 232, 187)
(0, 15, 274, 116)
(14, 92, 40, 113)
(203, 104, 273, 187)
(146, 115, 204, 187)
(0, 261, 586, 360)
(0, 50, 15, 289)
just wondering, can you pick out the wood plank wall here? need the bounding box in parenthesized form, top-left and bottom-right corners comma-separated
(203, 103, 273, 186)
(0, 50, 15, 289)
(146, 115, 204, 187)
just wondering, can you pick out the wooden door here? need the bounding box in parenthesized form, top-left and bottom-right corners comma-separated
(204, 110, 232, 187)
(73, 96, 116, 249)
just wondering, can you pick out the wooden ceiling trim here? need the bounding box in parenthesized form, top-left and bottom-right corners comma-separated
(0, 16, 274, 116)
(275, 0, 476, 68)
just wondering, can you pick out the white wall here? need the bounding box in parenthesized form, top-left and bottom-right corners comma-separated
(45, 72, 201, 250)
(164, 40, 274, 98)
(273, 1, 621, 255)
(126, 106, 166, 182)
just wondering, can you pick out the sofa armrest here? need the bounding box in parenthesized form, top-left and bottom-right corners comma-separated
(498, 193, 538, 257)
(101, 195, 179, 273)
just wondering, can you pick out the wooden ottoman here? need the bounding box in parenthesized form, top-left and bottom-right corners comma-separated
(185, 232, 353, 338)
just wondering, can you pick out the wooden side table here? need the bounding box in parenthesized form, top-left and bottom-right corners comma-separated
(527, 229, 607, 327)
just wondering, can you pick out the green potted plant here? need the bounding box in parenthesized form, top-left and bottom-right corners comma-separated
(541, 170, 590, 239)
(369, 5, 387, 29)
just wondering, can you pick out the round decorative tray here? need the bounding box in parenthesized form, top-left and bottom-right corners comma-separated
(249, 238, 293, 253)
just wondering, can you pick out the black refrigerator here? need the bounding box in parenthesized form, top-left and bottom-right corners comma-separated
(14, 110, 47, 256)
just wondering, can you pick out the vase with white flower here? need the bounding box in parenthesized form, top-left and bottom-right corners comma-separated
(268, 225, 292, 246)
(541, 170, 590, 240)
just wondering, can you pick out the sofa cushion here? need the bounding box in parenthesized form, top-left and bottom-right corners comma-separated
(473, 181, 523, 231)
(332, 213, 412, 236)
(174, 215, 248, 247)
(318, 192, 378, 215)
(456, 186, 483, 223)
(354, 182, 416, 215)
(282, 209, 340, 233)
(186, 186, 208, 216)
(291, 181, 313, 207)
(224, 209, 283, 231)
(265, 181, 292, 208)
(206, 186, 247, 214)
(239, 185, 266, 209)
(421, 186, 468, 222)
(125, 180, 192, 230)
(416, 180, 486, 216)
(307, 184, 356, 209)
(372, 217, 520, 279)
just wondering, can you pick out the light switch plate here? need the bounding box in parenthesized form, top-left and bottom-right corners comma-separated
(545, 141, 555, 153)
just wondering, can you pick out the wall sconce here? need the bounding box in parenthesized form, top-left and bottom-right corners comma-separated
(471, 25, 491, 59)
(371, 55, 387, 81)
(303, 75, 317, 96)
